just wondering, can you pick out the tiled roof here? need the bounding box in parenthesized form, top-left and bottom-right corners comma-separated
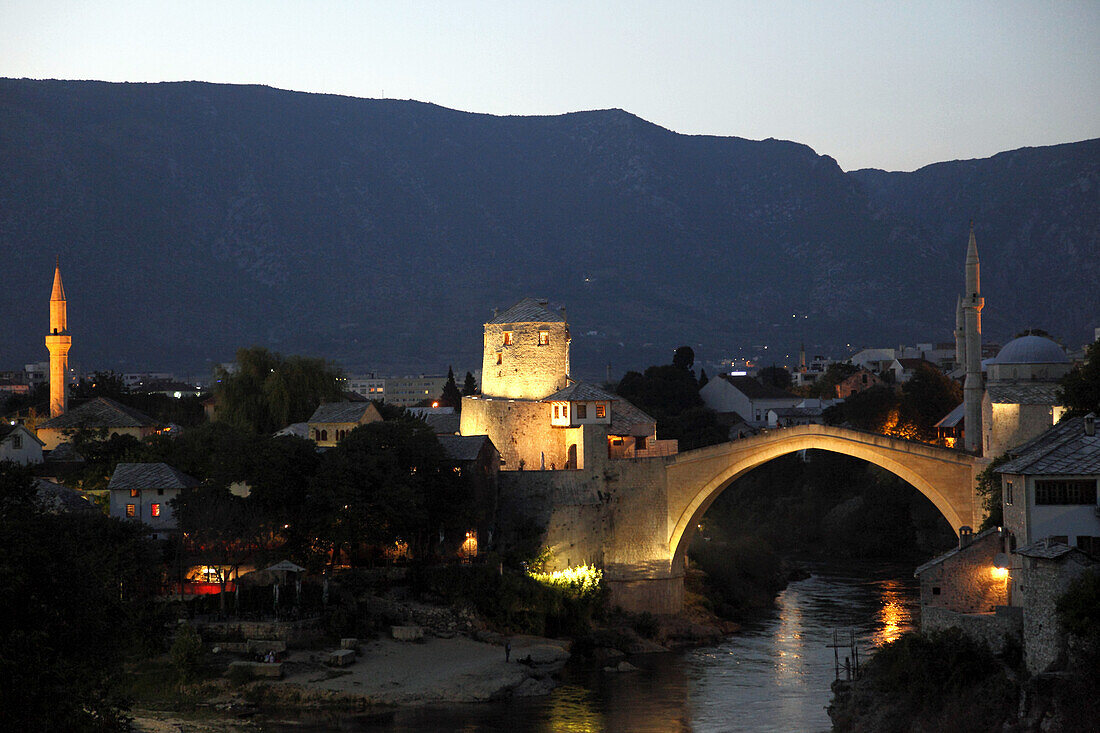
(986, 383, 1063, 405)
(437, 434, 493, 462)
(914, 527, 1002, 575)
(718, 375, 798, 401)
(45, 442, 85, 462)
(35, 479, 97, 515)
(934, 402, 965, 429)
(274, 422, 310, 438)
(424, 413, 460, 434)
(542, 382, 617, 402)
(996, 416, 1100, 475)
(770, 406, 823, 418)
(1015, 540, 1086, 560)
(38, 397, 160, 430)
(488, 298, 566, 324)
(108, 462, 200, 492)
(610, 399, 657, 436)
(308, 401, 382, 424)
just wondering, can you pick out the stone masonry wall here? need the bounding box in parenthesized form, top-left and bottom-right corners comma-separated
(921, 606, 1022, 654)
(461, 397, 567, 470)
(1021, 554, 1096, 674)
(481, 321, 569, 399)
(918, 531, 1007, 613)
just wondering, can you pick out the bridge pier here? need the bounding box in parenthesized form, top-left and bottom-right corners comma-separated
(605, 572, 684, 615)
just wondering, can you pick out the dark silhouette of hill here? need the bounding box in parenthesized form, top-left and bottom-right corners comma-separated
(1, 79, 1096, 378)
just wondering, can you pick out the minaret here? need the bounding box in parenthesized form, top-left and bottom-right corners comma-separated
(45, 257, 71, 418)
(962, 225, 984, 453)
(954, 296, 966, 368)
(799, 343, 807, 373)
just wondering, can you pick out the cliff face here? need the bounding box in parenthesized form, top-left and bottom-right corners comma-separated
(1, 79, 1096, 376)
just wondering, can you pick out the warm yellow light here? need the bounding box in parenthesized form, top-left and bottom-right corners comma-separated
(990, 566, 1008, 580)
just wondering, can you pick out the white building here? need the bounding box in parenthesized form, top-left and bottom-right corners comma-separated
(109, 462, 200, 540)
(0, 423, 44, 465)
(700, 374, 800, 427)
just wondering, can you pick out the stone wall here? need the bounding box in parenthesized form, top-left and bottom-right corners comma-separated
(921, 605, 1022, 654)
(1020, 554, 1097, 674)
(918, 530, 1007, 613)
(461, 397, 567, 470)
(481, 321, 569, 400)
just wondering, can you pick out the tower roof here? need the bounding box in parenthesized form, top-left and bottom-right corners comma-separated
(488, 298, 566, 325)
(51, 258, 65, 301)
(966, 224, 979, 265)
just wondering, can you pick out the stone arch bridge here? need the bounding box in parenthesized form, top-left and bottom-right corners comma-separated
(549, 424, 988, 614)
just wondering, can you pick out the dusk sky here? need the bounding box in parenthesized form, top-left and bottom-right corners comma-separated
(3, 1, 1098, 171)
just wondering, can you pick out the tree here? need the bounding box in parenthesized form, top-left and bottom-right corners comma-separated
(213, 346, 343, 434)
(976, 454, 1011, 530)
(70, 371, 127, 399)
(440, 366, 463, 411)
(616, 360, 725, 451)
(809, 362, 858, 399)
(1059, 339, 1100, 416)
(462, 371, 479, 396)
(899, 363, 962, 443)
(672, 346, 695, 370)
(827, 385, 900, 433)
(758, 365, 792, 390)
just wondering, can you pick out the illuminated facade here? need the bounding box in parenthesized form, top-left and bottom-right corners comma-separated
(45, 257, 71, 418)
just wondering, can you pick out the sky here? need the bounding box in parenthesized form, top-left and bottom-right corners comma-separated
(2, 1, 1098, 171)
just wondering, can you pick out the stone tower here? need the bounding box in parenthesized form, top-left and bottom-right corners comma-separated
(962, 226, 984, 453)
(479, 298, 570, 400)
(954, 295, 966, 369)
(45, 257, 71, 418)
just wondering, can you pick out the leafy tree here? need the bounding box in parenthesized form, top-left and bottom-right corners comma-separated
(616, 361, 725, 450)
(213, 346, 343, 434)
(899, 363, 962, 443)
(440, 366, 463, 411)
(976, 454, 1011, 530)
(672, 345, 695, 370)
(1, 464, 160, 731)
(1, 382, 48, 416)
(826, 385, 900, 433)
(758, 365, 792, 390)
(809, 362, 858, 399)
(1059, 339, 1100, 416)
(71, 370, 127, 399)
(462, 371, 479, 396)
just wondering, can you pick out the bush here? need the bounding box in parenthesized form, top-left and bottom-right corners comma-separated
(169, 624, 205, 684)
(1057, 569, 1100, 641)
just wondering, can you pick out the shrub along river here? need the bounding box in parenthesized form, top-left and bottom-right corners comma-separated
(260, 560, 919, 732)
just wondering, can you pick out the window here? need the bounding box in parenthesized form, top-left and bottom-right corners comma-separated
(126, 504, 135, 517)
(932, 586, 941, 595)
(539, 331, 550, 346)
(562, 405, 568, 419)
(496, 352, 503, 365)
(11, 435, 21, 449)
(151, 504, 161, 518)
(554, 405, 560, 419)
(1035, 479, 1097, 505)
(503, 331, 513, 345)
(1005, 481, 1013, 505)
(596, 404, 606, 419)
(320, 429, 328, 442)
(577, 404, 587, 419)
(130, 489, 140, 498)
(157, 488, 164, 496)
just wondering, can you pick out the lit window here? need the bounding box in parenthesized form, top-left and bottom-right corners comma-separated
(562, 405, 568, 418)
(503, 331, 513, 345)
(539, 331, 550, 346)
(126, 504, 135, 517)
(596, 404, 606, 419)
(577, 404, 588, 419)
(130, 488, 140, 498)
(496, 352, 503, 365)
(554, 405, 560, 419)
(1005, 481, 1013, 506)
(151, 504, 161, 517)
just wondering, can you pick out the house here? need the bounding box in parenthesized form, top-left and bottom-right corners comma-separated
(835, 368, 883, 399)
(896, 358, 938, 383)
(0, 422, 45, 465)
(934, 402, 965, 448)
(765, 399, 833, 428)
(307, 401, 383, 447)
(700, 374, 799, 427)
(34, 478, 97, 515)
(35, 397, 163, 450)
(109, 462, 201, 540)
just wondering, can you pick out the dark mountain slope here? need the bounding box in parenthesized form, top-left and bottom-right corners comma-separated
(0, 79, 1095, 378)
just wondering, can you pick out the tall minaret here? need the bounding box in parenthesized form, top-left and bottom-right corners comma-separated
(962, 225, 984, 453)
(45, 257, 71, 418)
(954, 296, 966, 369)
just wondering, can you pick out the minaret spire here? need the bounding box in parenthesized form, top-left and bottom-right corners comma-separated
(954, 295, 966, 368)
(962, 224, 984, 454)
(45, 257, 71, 418)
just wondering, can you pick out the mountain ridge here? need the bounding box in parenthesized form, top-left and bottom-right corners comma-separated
(1, 79, 1096, 379)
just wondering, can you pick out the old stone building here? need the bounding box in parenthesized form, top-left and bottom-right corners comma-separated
(460, 298, 673, 471)
(306, 401, 383, 447)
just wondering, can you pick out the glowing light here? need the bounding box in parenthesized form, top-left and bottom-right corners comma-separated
(431, 401, 440, 408)
(528, 564, 603, 599)
(990, 566, 1008, 580)
(873, 580, 911, 646)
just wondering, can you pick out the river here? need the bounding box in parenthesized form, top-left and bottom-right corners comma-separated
(261, 561, 919, 732)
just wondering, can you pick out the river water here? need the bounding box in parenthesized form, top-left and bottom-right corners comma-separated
(262, 562, 919, 732)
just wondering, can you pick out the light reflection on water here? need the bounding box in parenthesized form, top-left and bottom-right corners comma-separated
(257, 563, 918, 733)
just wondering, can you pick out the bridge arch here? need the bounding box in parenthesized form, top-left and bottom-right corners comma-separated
(664, 426, 979, 570)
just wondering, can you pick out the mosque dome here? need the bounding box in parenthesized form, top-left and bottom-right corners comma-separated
(993, 335, 1069, 365)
